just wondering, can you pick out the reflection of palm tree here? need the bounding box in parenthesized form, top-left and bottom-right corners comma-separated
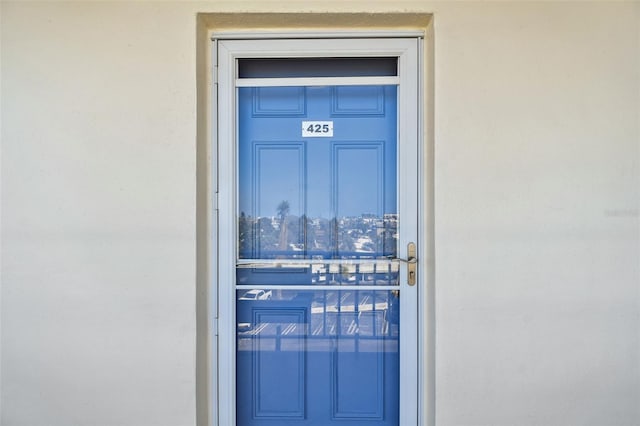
(277, 200, 290, 251)
(277, 200, 290, 222)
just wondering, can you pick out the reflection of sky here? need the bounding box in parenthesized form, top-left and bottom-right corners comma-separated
(238, 85, 397, 220)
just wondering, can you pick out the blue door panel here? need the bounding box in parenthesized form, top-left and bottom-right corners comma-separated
(236, 291, 399, 426)
(238, 85, 397, 261)
(237, 85, 399, 425)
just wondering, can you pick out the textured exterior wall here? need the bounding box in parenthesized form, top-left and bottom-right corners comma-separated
(1, 2, 638, 426)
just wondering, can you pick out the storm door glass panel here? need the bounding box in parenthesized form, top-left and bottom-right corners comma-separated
(237, 85, 399, 286)
(236, 289, 399, 426)
(236, 84, 401, 426)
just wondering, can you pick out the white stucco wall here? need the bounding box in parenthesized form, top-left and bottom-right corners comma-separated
(1, 2, 638, 426)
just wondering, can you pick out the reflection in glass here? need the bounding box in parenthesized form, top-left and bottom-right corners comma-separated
(238, 212, 398, 260)
(236, 290, 399, 425)
(236, 84, 400, 424)
(236, 259, 400, 286)
(237, 85, 398, 266)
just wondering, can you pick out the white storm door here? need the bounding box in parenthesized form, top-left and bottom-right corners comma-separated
(216, 37, 419, 426)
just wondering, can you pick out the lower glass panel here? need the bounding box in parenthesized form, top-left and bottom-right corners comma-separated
(236, 289, 400, 426)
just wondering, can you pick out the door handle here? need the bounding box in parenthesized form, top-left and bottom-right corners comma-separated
(406, 242, 417, 286)
(389, 242, 417, 286)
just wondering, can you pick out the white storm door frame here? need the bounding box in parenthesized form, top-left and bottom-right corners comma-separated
(214, 36, 421, 426)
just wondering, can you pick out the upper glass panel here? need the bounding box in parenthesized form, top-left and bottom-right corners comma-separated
(238, 57, 398, 78)
(237, 85, 398, 285)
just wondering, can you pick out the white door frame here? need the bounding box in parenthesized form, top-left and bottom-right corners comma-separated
(212, 35, 424, 426)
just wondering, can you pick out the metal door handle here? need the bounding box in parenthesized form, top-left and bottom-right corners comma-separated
(388, 242, 417, 285)
(393, 256, 417, 264)
(406, 242, 417, 286)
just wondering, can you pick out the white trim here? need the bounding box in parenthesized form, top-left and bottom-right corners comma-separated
(209, 38, 219, 426)
(236, 76, 399, 87)
(236, 258, 400, 266)
(237, 285, 401, 291)
(215, 37, 419, 60)
(212, 30, 424, 40)
(216, 39, 237, 426)
(417, 35, 427, 426)
(396, 37, 419, 426)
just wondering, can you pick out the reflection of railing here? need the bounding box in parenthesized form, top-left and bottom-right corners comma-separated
(239, 250, 396, 259)
(236, 258, 399, 267)
(237, 290, 400, 347)
(236, 258, 400, 286)
(237, 333, 400, 353)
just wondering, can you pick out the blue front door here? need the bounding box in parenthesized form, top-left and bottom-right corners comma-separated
(235, 84, 400, 425)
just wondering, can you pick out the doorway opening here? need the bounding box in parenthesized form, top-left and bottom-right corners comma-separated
(200, 32, 432, 426)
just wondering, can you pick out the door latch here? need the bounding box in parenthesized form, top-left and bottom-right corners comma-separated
(406, 242, 417, 286)
(390, 242, 417, 286)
